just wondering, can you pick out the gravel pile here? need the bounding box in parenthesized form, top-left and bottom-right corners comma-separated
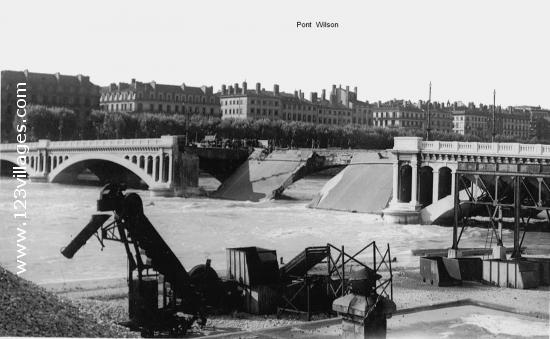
(0, 266, 133, 337)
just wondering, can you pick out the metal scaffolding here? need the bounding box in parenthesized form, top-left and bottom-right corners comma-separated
(453, 161, 550, 257)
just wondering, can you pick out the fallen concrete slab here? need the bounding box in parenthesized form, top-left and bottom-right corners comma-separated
(213, 149, 315, 202)
(309, 151, 394, 213)
(420, 184, 483, 225)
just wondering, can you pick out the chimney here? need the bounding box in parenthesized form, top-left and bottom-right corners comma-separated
(256, 82, 261, 94)
(322, 89, 326, 100)
(221, 84, 227, 95)
(234, 83, 239, 94)
(228, 85, 234, 95)
(346, 85, 349, 93)
(294, 90, 299, 98)
(300, 91, 304, 100)
(311, 92, 318, 102)
(274, 84, 279, 95)
(242, 81, 247, 94)
(332, 84, 336, 93)
(131, 78, 136, 84)
(354, 86, 358, 96)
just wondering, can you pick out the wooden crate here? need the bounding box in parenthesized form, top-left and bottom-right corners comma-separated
(226, 247, 279, 286)
(482, 259, 539, 289)
(243, 284, 280, 314)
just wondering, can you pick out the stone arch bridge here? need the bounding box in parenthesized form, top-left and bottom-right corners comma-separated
(0, 136, 186, 195)
(0, 136, 351, 197)
(384, 137, 550, 224)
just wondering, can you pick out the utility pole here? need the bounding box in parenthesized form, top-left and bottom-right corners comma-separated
(492, 89, 496, 142)
(185, 107, 190, 145)
(426, 81, 432, 141)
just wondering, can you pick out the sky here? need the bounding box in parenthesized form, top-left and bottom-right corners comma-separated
(1, 0, 549, 108)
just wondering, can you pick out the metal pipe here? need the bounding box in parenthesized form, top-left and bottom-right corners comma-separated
(452, 172, 459, 249)
(512, 176, 521, 258)
(61, 214, 111, 258)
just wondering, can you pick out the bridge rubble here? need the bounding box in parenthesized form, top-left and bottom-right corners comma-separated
(213, 149, 321, 202)
(419, 184, 483, 225)
(309, 151, 395, 213)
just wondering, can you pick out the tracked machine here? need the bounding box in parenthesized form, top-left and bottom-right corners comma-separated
(61, 183, 221, 336)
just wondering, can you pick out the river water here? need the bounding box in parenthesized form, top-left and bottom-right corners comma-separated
(0, 176, 548, 285)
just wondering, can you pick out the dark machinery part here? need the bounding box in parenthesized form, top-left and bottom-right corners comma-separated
(61, 214, 111, 259)
(332, 243, 396, 339)
(62, 183, 215, 336)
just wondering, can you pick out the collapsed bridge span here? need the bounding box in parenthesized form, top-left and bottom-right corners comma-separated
(213, 149, 349, 201)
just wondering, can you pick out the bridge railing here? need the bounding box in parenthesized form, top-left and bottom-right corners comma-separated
(48, 137, 175, 150)
(393, 137, 550, 157)
(0, 136, 178, 152)
(421, 140, 549, 157)
(0, 142, 39, 151)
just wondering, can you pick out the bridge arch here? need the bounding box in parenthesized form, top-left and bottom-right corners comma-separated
(418, 165, 434, 207)
(48, 153, 157, 188)
(438, 166, 452, 200)
(0, 152, 37, 177)
(0, 156, 18, 176)
(398, 164, 412, 203)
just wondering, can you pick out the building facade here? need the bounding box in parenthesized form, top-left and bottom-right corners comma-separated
(372, 100, 454, 133)
(372, 100, 425, 130)
(1, 69, 100, 140)
(100, 79, 220, 117)
(452, 103, 488, 137)
(499, 108, 531, 139)
(452, 103, 532, 140)
(512, 106, 550, 139)
(220, 82, 372, 126)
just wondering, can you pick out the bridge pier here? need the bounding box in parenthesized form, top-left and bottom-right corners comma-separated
(383, 138, 423, 224)
(0, 135, 207, 197)
(29, 139, 50, 182)
(149, 135, 201, 197)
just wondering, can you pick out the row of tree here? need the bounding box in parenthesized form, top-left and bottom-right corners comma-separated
(16, 106, 549, 148)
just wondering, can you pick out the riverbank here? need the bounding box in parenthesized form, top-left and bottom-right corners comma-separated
(40, 267, 549, 337)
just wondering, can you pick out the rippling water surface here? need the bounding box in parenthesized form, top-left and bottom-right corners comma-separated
(0, 177, 547, 284)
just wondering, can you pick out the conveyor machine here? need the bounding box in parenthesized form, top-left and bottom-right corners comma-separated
(61, 183, 219, 336)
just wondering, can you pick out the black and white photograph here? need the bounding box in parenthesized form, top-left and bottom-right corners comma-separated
(1, 0, 549, 338)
